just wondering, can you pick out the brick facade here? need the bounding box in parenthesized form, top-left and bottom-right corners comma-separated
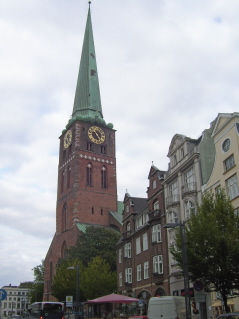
(116, 166, 170, 312)
(43, 121, 119, 301)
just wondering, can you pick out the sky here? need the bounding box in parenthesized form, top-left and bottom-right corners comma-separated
(0, 0, 239, 288)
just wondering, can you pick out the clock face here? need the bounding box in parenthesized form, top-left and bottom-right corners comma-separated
(64, 130, 72, 148)
(88, 126, 105, 144)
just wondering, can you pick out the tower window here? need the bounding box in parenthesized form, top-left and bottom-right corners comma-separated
(101, 166, 107, 188)
(87, 142, 93, 151)
(92, 207, 94, 214)
(101, 145, 106, 154)
(61, 171, 65, 193)
(67, 166, 71, 188)
(63, 149, 66, 160)
(68, 144, 72, 154)
(87, 163, 93, 186)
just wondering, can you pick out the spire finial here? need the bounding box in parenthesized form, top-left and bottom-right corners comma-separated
(88, 1, 91, 6)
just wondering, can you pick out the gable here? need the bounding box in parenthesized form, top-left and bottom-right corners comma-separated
(167, 134, 186, 156)
(148, 164, 159, 179)
(212, 113, 235, 137)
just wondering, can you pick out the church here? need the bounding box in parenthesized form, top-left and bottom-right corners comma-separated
(43, 4, 123, 301)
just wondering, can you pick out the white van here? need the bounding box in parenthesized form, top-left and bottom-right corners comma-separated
(147, 296, 186, 319)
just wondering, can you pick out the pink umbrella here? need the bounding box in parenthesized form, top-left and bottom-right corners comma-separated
(88, 293, 139, 304)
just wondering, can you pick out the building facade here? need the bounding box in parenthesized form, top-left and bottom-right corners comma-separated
(43, 5, 122, 301)
(0, 284, 30, 318)
(162, 126, 215, 319)
(205, 113, 239, 317)
(116, 165, 170, 313)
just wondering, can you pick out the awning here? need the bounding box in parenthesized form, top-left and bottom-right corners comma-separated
(87, 293, 139, 304)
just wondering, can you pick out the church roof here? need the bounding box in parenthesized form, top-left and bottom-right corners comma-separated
(110, 201, 124, 225)
(65, 4, 113, 130)
(76, 222, 119, 233)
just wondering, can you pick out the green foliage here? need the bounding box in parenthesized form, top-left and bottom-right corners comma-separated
(27, 260, 45, 303)
(170, 190, 239, 312)
(66, 226, 120, 271)
(51, 226, 119, 302)
(52, 259, 84, 302)
(52, 257, 117, 302)
(81, 256, 117, 300)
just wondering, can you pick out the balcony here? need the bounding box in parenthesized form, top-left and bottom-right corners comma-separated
(124, 282, 133, 291)
(152, 273, 164, 285)
(122, 231, 131, 240)
(166, 194, 180, 208)
(181, 182, 197, 197)
(149, 209, 161, 221)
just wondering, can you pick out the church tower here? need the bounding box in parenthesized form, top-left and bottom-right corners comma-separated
(43, 4, 119, 301)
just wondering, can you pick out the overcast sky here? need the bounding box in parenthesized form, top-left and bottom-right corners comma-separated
(0, 0, 238, 288)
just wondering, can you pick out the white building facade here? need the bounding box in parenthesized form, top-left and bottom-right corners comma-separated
(0, 285, 30, 318)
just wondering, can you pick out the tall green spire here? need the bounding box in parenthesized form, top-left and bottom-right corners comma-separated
(71, 5, 105, 125)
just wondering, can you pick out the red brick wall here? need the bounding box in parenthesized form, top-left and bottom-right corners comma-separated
(43, 120, 118, 301)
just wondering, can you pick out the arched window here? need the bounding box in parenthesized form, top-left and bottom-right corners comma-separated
(87, 163, 92, 186)
(61, 170, 65, 193)
(61, 241, 67, 259)
(67, 166, 71, 189)
(101, 166, 107, 188)
(185, 200, 196, 219)
(62, 203, 68, 232)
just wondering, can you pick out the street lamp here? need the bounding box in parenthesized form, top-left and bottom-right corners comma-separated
(163, 222, 191, 319)
(67, 266, 80, 319)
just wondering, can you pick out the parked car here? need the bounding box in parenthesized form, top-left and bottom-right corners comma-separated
(217, 313, 239, 319)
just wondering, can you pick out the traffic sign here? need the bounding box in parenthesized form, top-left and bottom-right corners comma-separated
(66, 296, 73, 307)
(193, 281, 204, 292)
(0, 289, 7, 301)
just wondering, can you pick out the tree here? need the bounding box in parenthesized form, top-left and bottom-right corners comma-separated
(81, 256, 117, 300)
(27, 260, 45, 303)
(66, 226, 120, 271)
(170, 190, 239, 312)
(52, 257, 117, 302)
(51, 259, 84, 302)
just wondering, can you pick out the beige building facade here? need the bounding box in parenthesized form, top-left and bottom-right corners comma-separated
(205, 113, 239, 317)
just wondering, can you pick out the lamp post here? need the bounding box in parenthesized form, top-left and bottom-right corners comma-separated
(67, 266, 80, 319)
(163, 222, 191, 319)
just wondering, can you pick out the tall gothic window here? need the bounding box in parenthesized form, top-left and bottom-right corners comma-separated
(61, 170, 65, 193)
(62, 203, 68, 231)
(61, 241, 67, 258)
(101, 166, 107, 188)
(67, 166, 71, 188)
(87, 163, 92, 186)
